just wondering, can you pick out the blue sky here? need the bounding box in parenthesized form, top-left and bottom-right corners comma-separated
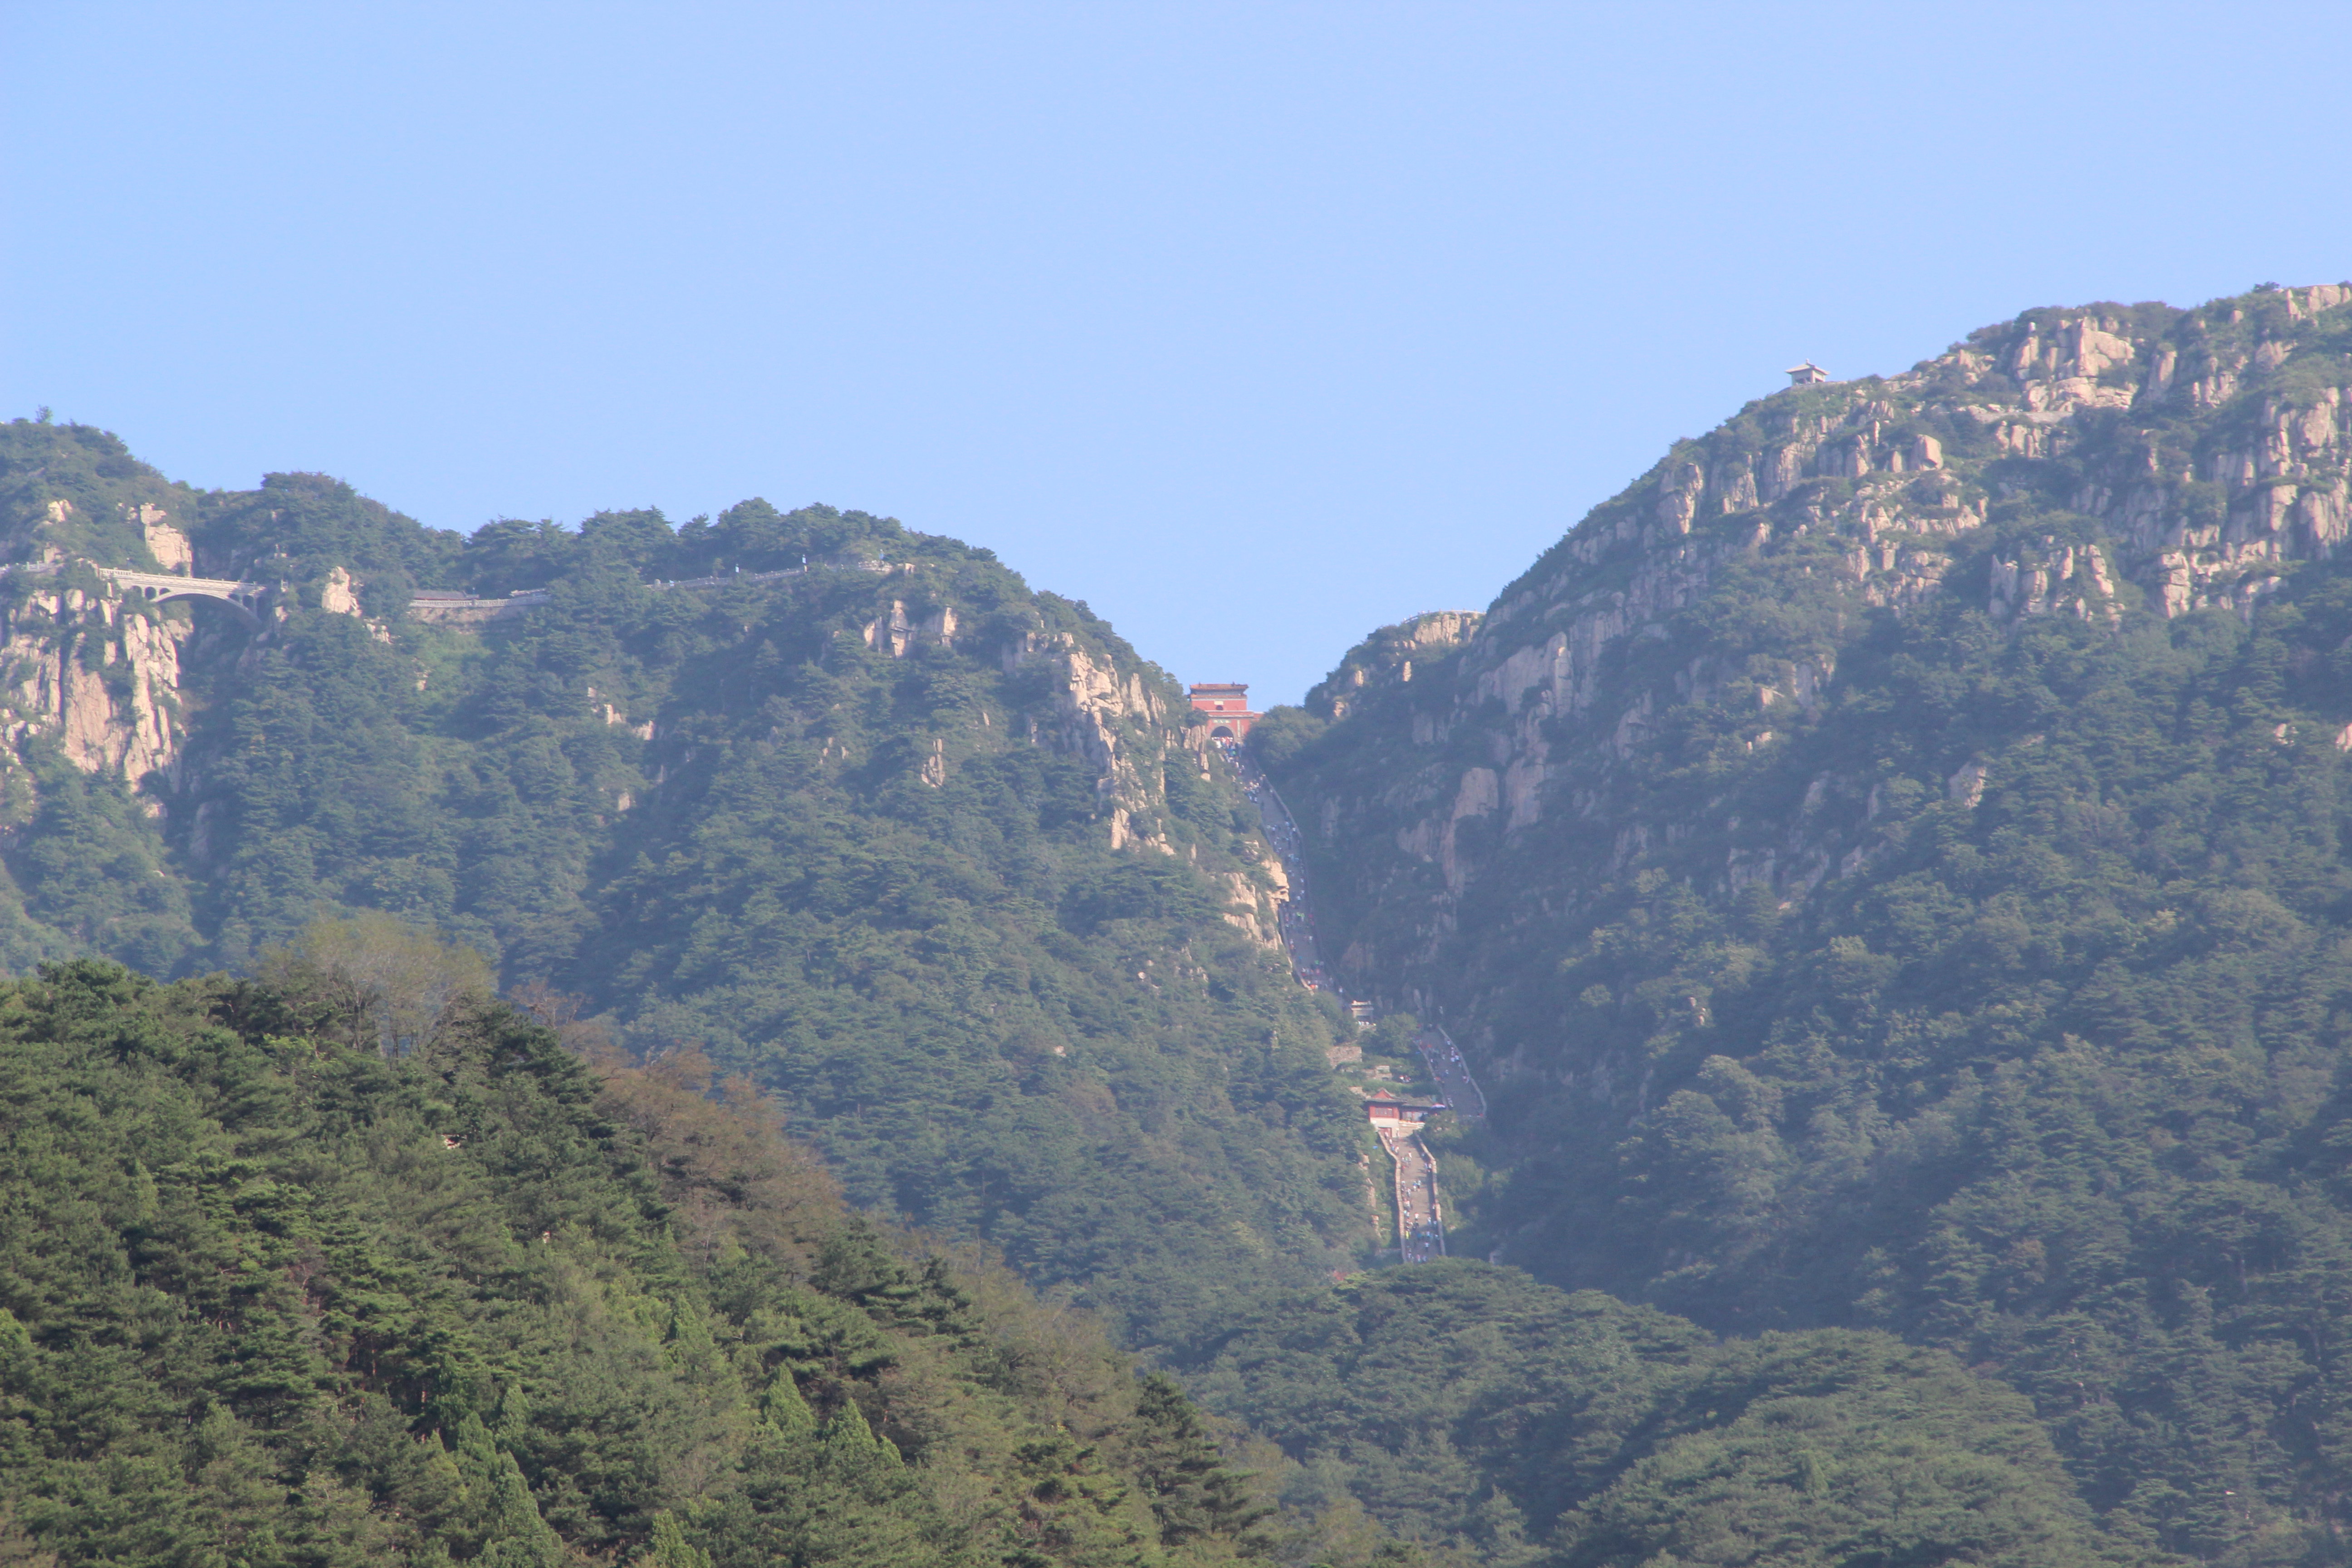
(7, 2, 2350, 702)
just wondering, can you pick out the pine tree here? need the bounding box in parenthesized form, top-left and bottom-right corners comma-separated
(639, 1511, 711, 1568)
(1127, 1373, 1272, 1547)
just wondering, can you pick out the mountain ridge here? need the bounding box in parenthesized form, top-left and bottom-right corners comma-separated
(12, 280, 2352, 1563)
(0, 430, 1373, 1365)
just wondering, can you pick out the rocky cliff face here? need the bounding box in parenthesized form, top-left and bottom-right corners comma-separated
(0, 576, 189, 795)
(982, 604, 1288, 940)
(858, 581, 1207, 853)
(1024, 632, 1194, 853)
(0, 558, 387, 808)
(1275, 282, 2352, 1016)
(0, 431, 213, 806)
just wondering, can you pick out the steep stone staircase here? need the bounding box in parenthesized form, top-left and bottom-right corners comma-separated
(1235, 740, 1458, 1262)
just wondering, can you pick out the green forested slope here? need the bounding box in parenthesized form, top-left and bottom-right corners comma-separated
(0, 433, 1366, 1361)
(0, 950, 2160, 1568)
(0, 956, 1279, 1566)
(1192, 1260, 2161, 1567)
(1258, 284, 2352, 1562)
(22, 281, 2352, 1565)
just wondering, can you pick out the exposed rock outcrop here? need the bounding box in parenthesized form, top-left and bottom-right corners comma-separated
(140, 505, 194, 574)
(0, 580, 188, 790)
(319, 565, 363, 616)
(1003, 626, 1176, 845)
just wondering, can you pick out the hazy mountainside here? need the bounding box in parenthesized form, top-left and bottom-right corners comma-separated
(0, 955, 1284, 1567)
(0, 426, 1363, 1359)
(1192, 1260, 2158, 1568)
(1254, 282, 2352, 1561)
(30, 273, 2352, 1568)
(9, 952, 2160, 1568)
(0, 422, 2165, 1568)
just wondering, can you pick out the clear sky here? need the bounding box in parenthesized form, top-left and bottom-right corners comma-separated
(6, 3, 2349, 703)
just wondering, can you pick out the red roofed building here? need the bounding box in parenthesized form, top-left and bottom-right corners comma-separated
(1189, 682, 1258, 740)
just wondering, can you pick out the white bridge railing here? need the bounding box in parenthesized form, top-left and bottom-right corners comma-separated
(4, 561, 268, 626)
(3, 556, 906, 629)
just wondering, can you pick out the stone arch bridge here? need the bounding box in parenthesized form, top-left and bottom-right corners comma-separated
(0, 563, 272, 629)
(101, 568, 270, 629)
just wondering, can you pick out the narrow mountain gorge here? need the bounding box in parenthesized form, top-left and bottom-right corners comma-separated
(1256, 283, 2352, 1561)
(13, 280, 2352, 1568)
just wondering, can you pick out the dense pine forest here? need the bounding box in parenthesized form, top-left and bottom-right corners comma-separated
(0, 952, 1289, 1566)
(11, 281, 2352, 1565)
(2, 952, 2157, 1567)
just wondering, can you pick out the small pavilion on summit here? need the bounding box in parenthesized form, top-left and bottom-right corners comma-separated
(1189, 682, 1258, 740)
(1785, 361, 1829, 386)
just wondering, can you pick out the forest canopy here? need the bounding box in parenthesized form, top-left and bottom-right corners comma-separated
(0, 954, 1297, 1568)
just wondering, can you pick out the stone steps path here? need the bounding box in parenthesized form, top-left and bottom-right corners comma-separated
(1230, 740, 1454, 1263)
(1376, 1124, 1446, 1263)
(1416, 1026, 1487, 1125)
